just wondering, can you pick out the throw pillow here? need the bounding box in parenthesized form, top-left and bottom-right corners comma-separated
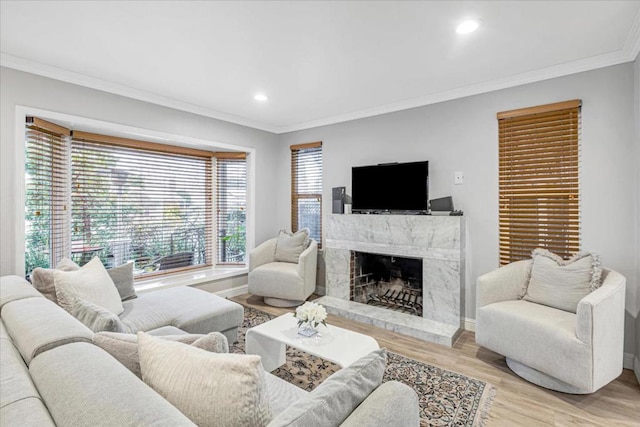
(274, 229, 310, 263)
(138, 332, 272, 427)
(54, 257, 124, 315)
(268, 348, 387, 427)
(30, 257, 80, 303)
(522, 248, 602, 313)
(107, 262, 137, 301)
(93, 331, 229, 378)
(72, 298, 126, 333)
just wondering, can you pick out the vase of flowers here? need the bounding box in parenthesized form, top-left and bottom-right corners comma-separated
(294, 301, 327, 337)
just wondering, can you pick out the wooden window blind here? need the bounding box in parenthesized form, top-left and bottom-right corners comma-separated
(291, 142, 323, 244)
(216, 153, 247, 264)
(70, 132, 215, 277)
(25, 118, 71, 275)
(497, 100, 581, 265)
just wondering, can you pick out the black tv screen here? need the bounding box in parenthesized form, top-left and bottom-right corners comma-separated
(351, 161, 429, 213)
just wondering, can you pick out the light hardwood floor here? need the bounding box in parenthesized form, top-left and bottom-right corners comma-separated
(231, 294, 640, 427)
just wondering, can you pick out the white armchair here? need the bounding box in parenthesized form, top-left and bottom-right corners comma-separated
(476, 260, 626, 394)
(248, 238, 318, 307)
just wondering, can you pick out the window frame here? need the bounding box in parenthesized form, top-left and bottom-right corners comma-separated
(16, 107, 255, 279)
(290, 141, 323, 246)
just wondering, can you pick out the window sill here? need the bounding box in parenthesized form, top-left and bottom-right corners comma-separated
(134, 265, 249, 294)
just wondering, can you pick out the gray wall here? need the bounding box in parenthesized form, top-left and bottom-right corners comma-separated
(277, 63, 639, 356)
(0, 67, 281, 277)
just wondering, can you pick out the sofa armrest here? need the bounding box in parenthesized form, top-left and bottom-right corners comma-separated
(249, 238, 277, 272)
(340, 381, 419, 427)
(476, 259, 530, 308)
(297, 240, 318, 295)
(576, 269, 626, 345)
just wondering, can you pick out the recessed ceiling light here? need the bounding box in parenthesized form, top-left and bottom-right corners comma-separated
(456, 20, 479, 35)
(254, 93, 268, 102)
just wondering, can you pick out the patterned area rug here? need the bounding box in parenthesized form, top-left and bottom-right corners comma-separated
(230, 306, 495, 427)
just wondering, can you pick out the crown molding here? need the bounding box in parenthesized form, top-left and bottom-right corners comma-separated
(3, 7, 640, 136)
(0, 53, 281, 134)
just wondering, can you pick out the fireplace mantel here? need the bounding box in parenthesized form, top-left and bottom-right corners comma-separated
(316, 214, 465, 346)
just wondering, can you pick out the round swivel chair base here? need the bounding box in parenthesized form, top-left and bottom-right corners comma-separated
(506, 358, 591, 394)
(263, 297, 305, 308)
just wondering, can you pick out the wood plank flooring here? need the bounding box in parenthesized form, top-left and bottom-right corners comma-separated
(231, 294, 640, 427)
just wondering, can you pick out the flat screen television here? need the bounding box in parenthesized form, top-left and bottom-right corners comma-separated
(351, 161, 429, 214)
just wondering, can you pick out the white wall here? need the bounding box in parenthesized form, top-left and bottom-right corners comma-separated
(0, 67, 281, 277)
(277, 63, 639, 356)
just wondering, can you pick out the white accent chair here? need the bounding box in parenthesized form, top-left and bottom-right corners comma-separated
(248, 238, 318, 307)
(476, 260, 626, 394)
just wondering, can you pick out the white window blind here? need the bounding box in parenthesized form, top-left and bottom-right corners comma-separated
(498, 100, 581, 265)
(291, 142, 322, 244)
(24, 118, 70, 275)
(216, 154, 247, 264)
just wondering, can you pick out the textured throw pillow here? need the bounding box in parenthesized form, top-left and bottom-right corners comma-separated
(522, 248, 602, 313)
(93, 331, 229, 378)
(268, 348, 387, 427)
(30, 258, 80, 303)
(72, 298, 126, 333)
(274, 229, 310, 263)
(138, 332, 271, 427)
(54, 257, 124, 315)
(107, 262, 137, 301)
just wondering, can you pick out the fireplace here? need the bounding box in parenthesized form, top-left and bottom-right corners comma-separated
(315, 214, 465, 347)
(350, 252, 423, 316)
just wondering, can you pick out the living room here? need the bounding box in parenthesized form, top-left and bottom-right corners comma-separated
(1, 1, 639, 426)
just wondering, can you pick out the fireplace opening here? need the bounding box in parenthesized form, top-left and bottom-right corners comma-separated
(350, 251, 423, 317)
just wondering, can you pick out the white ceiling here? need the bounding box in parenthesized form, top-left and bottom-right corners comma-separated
(1, 1, 639, 134)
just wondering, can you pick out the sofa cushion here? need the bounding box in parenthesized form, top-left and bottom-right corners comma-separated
(0, 397, 55, 427)
(249, 263, 306, 300)
(0, 275, 44, 309)
(275, 229, 309, 263)
(29, 258, 79, 304)
(29, 342, 195, 426)
(0, 338, 41, 408)
(0, 319, 9, 341)
(268, 348, 387, 427)
(71, 297, 127, 333)
(54, 257, 124, 315)
(476, 299, 591, 390)
(138, 332, 272, 427)
(522, 249, 602, 313)
(265, 373, 308, 418)
(1, 297, 93, 364)
(119, 286, 243, 335)
(108, 262, 138, 301)
(93, 331, 228, 378)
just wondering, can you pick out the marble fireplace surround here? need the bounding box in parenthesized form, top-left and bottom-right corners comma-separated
(316, 214, 465, 347)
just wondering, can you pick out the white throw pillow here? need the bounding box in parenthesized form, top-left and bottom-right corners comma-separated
(54, 257, 124, 315)
(137, 332, 272, 427)
(522, 248, 602, 313)
(274, 229, 310, 263)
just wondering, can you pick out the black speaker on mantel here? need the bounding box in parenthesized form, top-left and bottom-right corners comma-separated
(332, 187, 346, 214)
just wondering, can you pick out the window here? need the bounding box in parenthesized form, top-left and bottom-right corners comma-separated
(216, 154, 247, 264)
(497, 100, 581, 265)
(24, 117, 247, 277)
(291, 142, 323, 243)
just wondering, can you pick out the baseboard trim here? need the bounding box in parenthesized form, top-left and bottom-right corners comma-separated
(464, 317, 476, 332)
(623, 352, 634, 370)
(634, 355, 640, 384)
(215, 284, 248, 299)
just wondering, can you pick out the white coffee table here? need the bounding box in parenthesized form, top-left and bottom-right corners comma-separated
(245, 312, 379, 372)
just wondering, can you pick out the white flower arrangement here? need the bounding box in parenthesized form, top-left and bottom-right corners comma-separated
(294, 301, 327, 329)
